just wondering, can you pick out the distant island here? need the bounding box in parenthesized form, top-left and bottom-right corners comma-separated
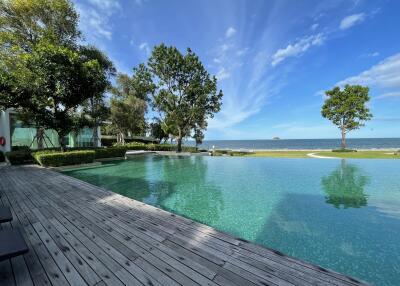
(272, 137, 281, 140)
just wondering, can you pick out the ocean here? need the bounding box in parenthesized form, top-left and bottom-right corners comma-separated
(187, 138, 400, 150)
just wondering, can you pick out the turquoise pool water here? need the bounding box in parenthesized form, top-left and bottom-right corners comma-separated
(65, 155, 400, 285)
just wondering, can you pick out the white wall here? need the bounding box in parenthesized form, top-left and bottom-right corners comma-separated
(0, 110, 11, 153)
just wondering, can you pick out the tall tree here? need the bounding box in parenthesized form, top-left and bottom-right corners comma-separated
(321, 85, 372, 149)
(0, 0, 113, 151)
(7, 41, 112, 150)
(80, 47, 115, 147)
(1, 0, 79, 111)
(0, 0, 80, 52)
(148, 44, 223, 152)
(110, 67, 154, 143)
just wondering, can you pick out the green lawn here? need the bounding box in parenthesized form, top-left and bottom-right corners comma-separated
(237, 150, 400, 159)
(313, 151, 400, 159)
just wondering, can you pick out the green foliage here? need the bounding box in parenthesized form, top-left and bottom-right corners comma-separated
(0, 0, 80, 51)
(94, 147, 126, 159)
(5, 150, 34, 165)
(101, 137, 117, 147)
(34, 150, 95, 167)
(332, 149, 357, 152)
(0, 151, 4, 162)
(109, 67, 154, 142)
(322, 85, 372, 149)
(0, 0, 81, 110)
(149, 119, 169, 143)
(11, 145, 31, 151)
(148, 44, 223, 151)
(80, 47, 115, 146)
(0, 1, 114, 151)
(113, 142, 197, 152)
(212, 150, 255, 156)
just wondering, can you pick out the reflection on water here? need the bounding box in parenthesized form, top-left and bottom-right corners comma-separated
(321, 160, 369, 209)
(65, 156, 400, 286)
(158, 156, 224, 225)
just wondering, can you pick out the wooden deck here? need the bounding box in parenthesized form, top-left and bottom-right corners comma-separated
(0, 165, 369, 286)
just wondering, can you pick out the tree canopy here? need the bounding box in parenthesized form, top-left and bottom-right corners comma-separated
(321, 84, 372, 149)
(148, 44, 223, 151)
(109, 67, 154, 143)
(0, 0, 114, 150)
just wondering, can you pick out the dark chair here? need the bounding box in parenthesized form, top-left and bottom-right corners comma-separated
(0, 206, 12, 224)
(0, 229, 29, 261)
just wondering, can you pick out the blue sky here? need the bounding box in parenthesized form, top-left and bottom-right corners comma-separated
(75, 0, 400, 140)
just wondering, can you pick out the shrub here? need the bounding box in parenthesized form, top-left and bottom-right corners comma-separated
(0, 151, 5, 162)
(94, 147, 127, 159)
(11, 145, 31, 151)
(111, 142, 198, 153)
(34, 150, 95, 167)
(182, 146, 198, 153)
(6, 149, 34, 165)
(115, 142, 146, 150)
(146, 143, 177, 151)
(332, 149, 357, 152)
(101, 137, 116, 147)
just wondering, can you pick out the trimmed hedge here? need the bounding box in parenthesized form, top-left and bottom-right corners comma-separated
(11, 145, 31, 151)
(114, 142, 197, 152)
(100, 137, 116, 147)
(34, 150, 95, 167)
(332, 149, 357, 152)
(94, 147, 127, 159)
(6, 150, 34, 165)
(0, 151, 5, 162)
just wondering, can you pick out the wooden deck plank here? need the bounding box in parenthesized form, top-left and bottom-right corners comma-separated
(1, 176, 71, 286)
(25, 174, 325, 286)
(0, 166, 370, 286)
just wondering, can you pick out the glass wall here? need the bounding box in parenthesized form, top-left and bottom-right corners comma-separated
(10, 114, 95, 149)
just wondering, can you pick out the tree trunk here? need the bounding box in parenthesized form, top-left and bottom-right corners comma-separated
(36, 127, 44, 150)
(341, 127, 346, 149)
(92, 123, 99, 147)
(177, 128, 182, 153)
(177, 137, 182, 152)
(58, 133, 66, 152)
(117, 132, 125, 145)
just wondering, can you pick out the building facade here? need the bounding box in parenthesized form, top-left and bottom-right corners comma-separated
(0, 109, 101, 153)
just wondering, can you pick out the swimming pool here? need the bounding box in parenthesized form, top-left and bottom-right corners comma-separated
(64, 155, 400, 285)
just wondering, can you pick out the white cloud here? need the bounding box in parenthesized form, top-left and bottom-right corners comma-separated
(236, 48, 249, 56)
(271, 33, 325, 66)
(311, 23, 319, 31)
(221, 43, 231, 52)
(225, 27, 237, 38)
(87, 0, 121, 10)
(139, 42, 151, 56)
(78, 8, 112, 40)
(375, 92, 400, 100)
(213, 58, 222, 64)
(337, 53, 400, 89)
(314, 89, 327, 98)
(76, 0, 121, 42)
(340, 13, 365, 30)
(216, 67, 230, 81)
(360, 52, 379, 58)
(134, 0, 148, 5)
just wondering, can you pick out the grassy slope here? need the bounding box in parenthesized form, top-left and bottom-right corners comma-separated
(240, 150, 400, 159)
